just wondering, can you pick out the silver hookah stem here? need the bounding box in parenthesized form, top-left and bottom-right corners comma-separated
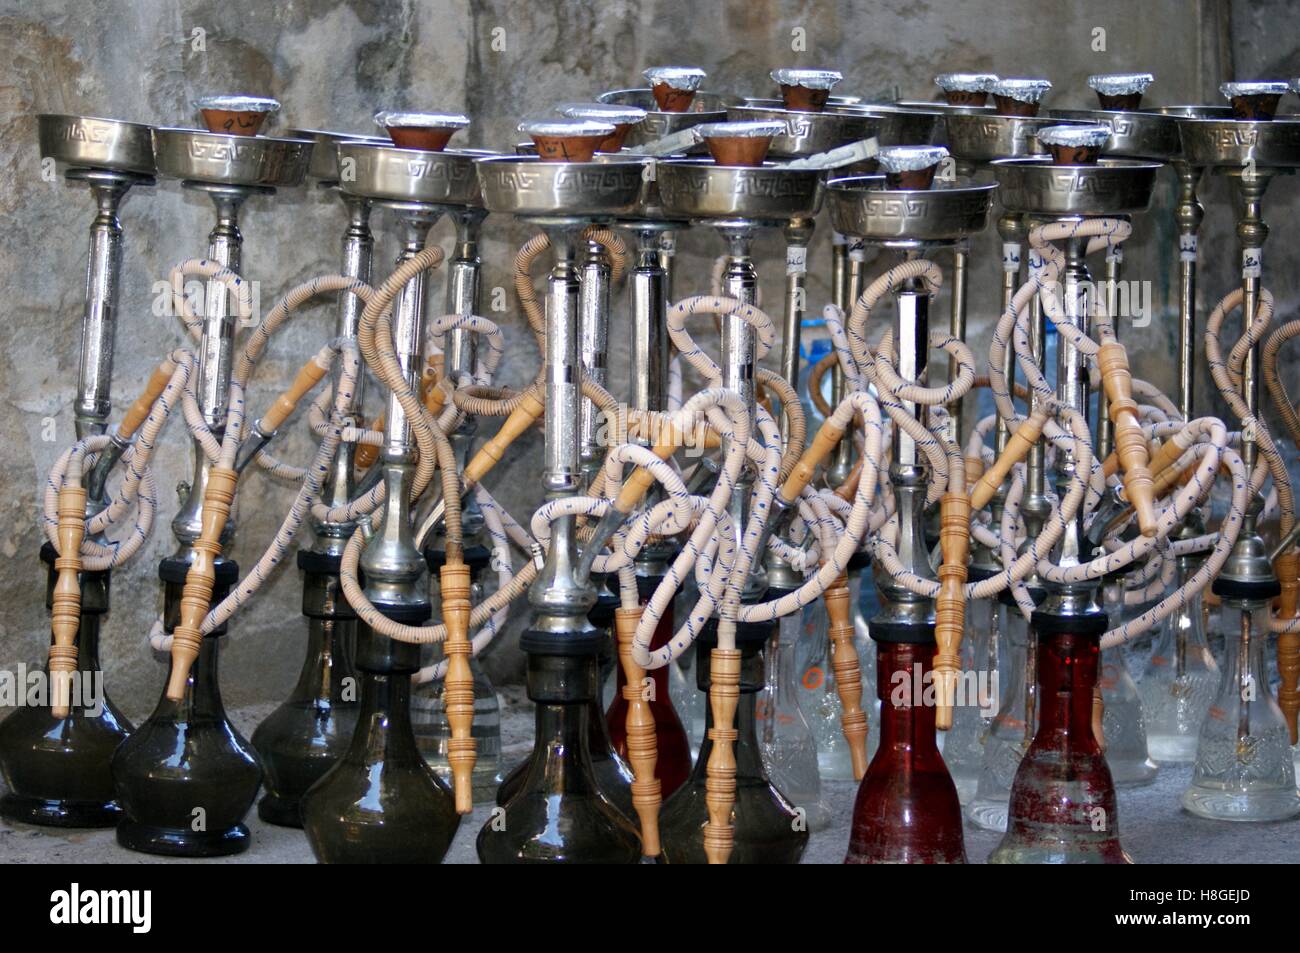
(1095, 217, 1128, 463)
(528, 223, 594, 632)
(876, 249, 935, 625)
(946, 238, 969, 447)
(172, 186, 253, 550)
(71, 172, 142, 440)
(315, 189, 374, 553)
(578, 234, 611, 491)
(717, 223, 764, 598)
(361, 204, 442, 611)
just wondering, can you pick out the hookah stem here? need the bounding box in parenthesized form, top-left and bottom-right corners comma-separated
(1239, 609, 1252, 744)
(1095, 231, 1124, 462)
(947, 239, 968, 446)
(75, 175, 133, 440)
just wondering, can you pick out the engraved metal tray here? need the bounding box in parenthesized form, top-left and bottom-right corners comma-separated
(826, 177, 996, 242)
(992, 156, 1159, 216)
(38, 114, 156, 176)
(655, 159, 822, 221)
(476, 154, 646, 218)
(152, 128, 313, 188)
(337, 141, 490, 206)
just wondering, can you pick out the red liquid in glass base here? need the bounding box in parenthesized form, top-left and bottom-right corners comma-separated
(994, 629, 1130, 864)
(606, 603, 692, 798)
(846, 641, 966, 864)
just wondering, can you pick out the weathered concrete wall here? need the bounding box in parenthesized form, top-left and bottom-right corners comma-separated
(0, 0, 1294, 723)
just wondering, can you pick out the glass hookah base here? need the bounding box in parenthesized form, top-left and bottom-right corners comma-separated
(115, 817, 251, 857)
(256, 790, 305, 828)
(1182, 780, 1300, 822)
(0, 791, 122, 829)
(1107, 755, 1159, 787)
(966, 795, 1009, 832)
(989, 824, 1133, 864)
(1146, 732, 1200, 764)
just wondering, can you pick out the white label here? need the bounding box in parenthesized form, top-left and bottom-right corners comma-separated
(1001, 242, 1022, 273)
(657, 232, 676, 256)
(1243, 247, 1262, 278)
(832, 231, 847, 246)
(1179, 233, 1198, 263)
(1106, 244, 1124, 264)
(848, 243, 867, 263)
(786, 245, 808, 275)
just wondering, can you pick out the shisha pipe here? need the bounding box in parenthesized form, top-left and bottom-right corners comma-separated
(472, 130, 645, 863)
(0, 116, 157, 828)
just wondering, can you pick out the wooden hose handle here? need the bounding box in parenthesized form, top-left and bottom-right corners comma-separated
(825, 575, 868, 779)
(422, 366, 448, 418)
(965, 455, 985, 496)
(353, 414, 385, 470)
(49, 485, 87, 718)
(616, 606, 662, 856)
(613, 418, 692, 515)
(703, 648, 741, 865)
(833, 456, 864, 504)
(166, 466, 237, 701)
(462, 390, 544, 487)
(261, 355, 330, 433)
(119, 360, 176, 440)
(969, 413, 1044, 511)
(1098, 341, 1157, 537)
(933, 492, 971, 732)
(440, 563, 476, 814)
(779, 418, 845, 505)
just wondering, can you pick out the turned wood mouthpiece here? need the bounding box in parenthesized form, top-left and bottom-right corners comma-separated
(933, 493, 971, 732)
(440, 563, 477, 814)
(464, 390, 544, 486)
(166, 466, 237, 701)
(49, 485, 87, 719)
(703, 648, 741, 865)
(616, 606, 662, 857)
(1099, 341, 1158, 537)
(781, 419, 845, 504)
(825, 576, 868, 779)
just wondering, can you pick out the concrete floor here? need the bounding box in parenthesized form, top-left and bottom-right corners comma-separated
(3, 693, 1298, 864)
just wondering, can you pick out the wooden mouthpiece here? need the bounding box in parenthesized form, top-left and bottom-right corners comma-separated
(933, 492, 971, 732)
(1098, 341, 1157, 537)
(119, 360, 176, 440)
(261, 355, 330, 433)
(462, 389, 544, 487)
(49, 485, 87, 718)
(166, 466, 238, 701)
(440, 563, 477, 814)
(964, 455, 986, 496)
(703, 648, 741, 865)
(833, 457, 864, 503)
(969, 413, 1044, 511)
(422, 366, 448, 418)
(616, 606, 662, 856)
(353, 414, 385, 470)
(779, 419, 845, 505)
(614, 418, 690, 514)
(824, 574, 868, 779)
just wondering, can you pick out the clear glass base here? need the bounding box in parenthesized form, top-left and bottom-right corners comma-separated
(1182, 781, 1300, 822)
(966, 795, 1009, 832)
(1147, 731, 1201, 764)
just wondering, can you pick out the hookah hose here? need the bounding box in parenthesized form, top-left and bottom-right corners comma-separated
(42, 355, 189, 716)
(164, 268, 378, 701)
